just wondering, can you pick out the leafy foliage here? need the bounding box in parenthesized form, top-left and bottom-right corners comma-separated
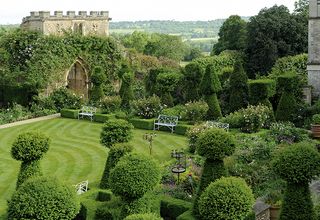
(100, 119, 133, 148)
(124, 213, 162, 220)
(229, 61, 248, 112)
(8, 177, 80, 220)
(100, 96, 122, 114)
(275, 92, 297, 122)
(280, 183, 314, 220)
(198, 177, 254, 220)
(120, 72, 134, 109)
(132, 95, 162, 119)
(156, 70, 182, 106)
(248, 79, 276, 107)
(246, 5, 307, 76)
(11, 132, 50, 162)
(272, 143, 320, 184)
(183, 101, 209, 122)
(16, 160, 42, 189)
(183, 63, 204, 101)
(109, 153, 161, 200)
(212, 15, 247, 55)
(196, 128, 235, 160)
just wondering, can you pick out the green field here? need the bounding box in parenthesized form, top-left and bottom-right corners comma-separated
(0, 118, 187, 216)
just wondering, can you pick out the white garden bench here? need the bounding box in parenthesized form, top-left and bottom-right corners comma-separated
(74, 180, 88, 195)
(154, 115, 179, 133)
(205, 121, 229, 131)
(78, 106, 96, 121)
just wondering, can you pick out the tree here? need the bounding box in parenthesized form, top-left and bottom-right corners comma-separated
(144, 33, 187, 61)
(294, 0, 308, 17)
(212, 15, 247, 55)
(123, 31, 149, 53)
(90, 66, 106, 103)
(246, 5, 308, 77)
(119, 72, 134, 109)
(229, 61, 248, 112)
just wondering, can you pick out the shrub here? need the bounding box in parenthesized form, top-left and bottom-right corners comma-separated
(229, 61, 248, 112)
(132, 95, 162, 119)
(109, 153, 161, 200)
(161, 105, 186, 119)
(100, 144, 133, 189)
(177, 210, 196, 220)
(248, 79, 275, 107)
(120, 72, 134, 109)
(193, 128, 235, 215)
(8, 177, 80, 220)
(100, 96, 122, 114)
(124, 213, 162, 220)
(312, 114, 320, 124)
(275, 74, 299, 122)
(183, 101, 208, 122)
(11, 132, 50, 162)
(175, 124, 192, 135)
(94, 113, 113, 123)
(186, 123, 210, 153)
(222, 104, 273, 133)
(11, 132, 51, 188)
(96, 190, 113, 202)
(156, 71, 182, 107)
(100, 119, 133, 148)
(272, 143, 320, 184)
(200, 64, 222, 119)
(269, 122, 309, 144)
(90, 67, 107, 103)
(61, 109, 79, 119)
(184, 62, 204, 102)
(48, 87, 82, 111)
(160, 196, 192, 219)
(198, 177, 254, 220)
(196, 128, 235, 160)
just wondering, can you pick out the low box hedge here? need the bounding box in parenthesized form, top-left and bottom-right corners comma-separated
(96, 190, 112, 202)
(93, 114, 115, 123)
(160, 196, 192, 219)
(61, 109, 79, 119)
(175, 124, 192, 135)
(129, 118, 154, 130)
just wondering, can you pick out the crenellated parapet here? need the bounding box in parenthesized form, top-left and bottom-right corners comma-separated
(21, 11, 111, 36)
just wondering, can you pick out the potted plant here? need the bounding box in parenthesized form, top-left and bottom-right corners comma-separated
(312, 114, 320, 138)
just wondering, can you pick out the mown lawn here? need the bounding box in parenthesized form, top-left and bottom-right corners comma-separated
(0, 118, 187, 216)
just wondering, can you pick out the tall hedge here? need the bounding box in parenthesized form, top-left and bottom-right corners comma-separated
(229, 61, 248, 112)
(90, 66, 106, 103)
(275, 74, 299, 122)
(11, 132, 50, 188)
(272, 143, 320, 219)
(198, 177, 254, 220)
(120, 72, 134, 109)
(200, 64, 222, 119)
(156, 71, 181, 107)
(8, 177, 80, 220)
(184, 63, 204, 102)
(100, 144, 133, 189)
(193, 128, 235, 216)
(248, 79, 275, 108)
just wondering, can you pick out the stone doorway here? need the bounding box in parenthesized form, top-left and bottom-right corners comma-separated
(67, 60, 88, 99)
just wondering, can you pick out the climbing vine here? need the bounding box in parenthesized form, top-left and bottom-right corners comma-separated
(0, 29, 122, 92)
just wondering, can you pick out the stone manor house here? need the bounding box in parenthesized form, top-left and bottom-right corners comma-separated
(20, 11, 111, 98)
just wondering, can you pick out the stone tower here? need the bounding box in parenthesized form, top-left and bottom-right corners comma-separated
(20, 11, 111, 36)
(308, 0, 320, 96)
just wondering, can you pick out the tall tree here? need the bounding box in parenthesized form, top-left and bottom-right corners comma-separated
(245, 5, 307, 77)
(212, 15, 247, 55)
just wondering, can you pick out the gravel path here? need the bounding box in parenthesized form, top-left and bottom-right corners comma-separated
(0, 113, 61, 130)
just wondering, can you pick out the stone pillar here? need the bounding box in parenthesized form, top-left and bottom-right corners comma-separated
(308, 0, 320, 96)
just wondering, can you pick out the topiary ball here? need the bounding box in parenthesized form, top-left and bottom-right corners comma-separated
(11, 132, 50, 162)
(124, 213, 162, 220)
(8, 176, 80, 220)
(199, 177, 254, 220)
(100, 119, 133, 148)
(109, 153, 161, 200)
(196, 128, 235, 160)
(272, 143, 320, 184)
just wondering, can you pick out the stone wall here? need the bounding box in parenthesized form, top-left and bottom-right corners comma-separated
(21, 11, 110, 36)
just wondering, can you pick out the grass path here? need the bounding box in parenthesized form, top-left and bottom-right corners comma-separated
(0, 118, 186, 216)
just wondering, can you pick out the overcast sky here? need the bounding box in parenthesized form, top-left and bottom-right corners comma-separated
(0, 0, 297, 24)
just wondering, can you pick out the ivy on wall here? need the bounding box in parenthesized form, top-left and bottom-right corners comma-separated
(0, 29, 123, 92)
